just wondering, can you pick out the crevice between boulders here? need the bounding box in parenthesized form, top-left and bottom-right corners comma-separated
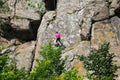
(29, 13, 45, 72)
(29, 40, 37, 72)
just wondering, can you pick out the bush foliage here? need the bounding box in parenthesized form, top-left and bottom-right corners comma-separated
(0, 47, 28, 80)
(0, 42, 118, 80)
(28, 43, 65, 80)
(78, 42, 118, 79)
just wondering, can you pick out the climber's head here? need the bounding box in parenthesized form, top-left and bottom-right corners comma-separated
(56, 32, 58, 33)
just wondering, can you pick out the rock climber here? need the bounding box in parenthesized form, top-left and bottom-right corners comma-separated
(55, 32, 62, 46)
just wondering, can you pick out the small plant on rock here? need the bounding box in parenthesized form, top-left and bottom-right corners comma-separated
(26, 0, 46, 16)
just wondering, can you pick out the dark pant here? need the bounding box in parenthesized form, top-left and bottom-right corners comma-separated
(56, 38, 62, 46)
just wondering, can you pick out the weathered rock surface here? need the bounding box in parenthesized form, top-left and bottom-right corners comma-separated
(33, 11, 56, 68)
(91, 21, 118, 47)
(0, 0, 120, 79)
(0, 0, 40, 29)
(0, 0, 41, 41)
(34, 0, 120, 78)
(61, 41, 90, 70)
(0, 37, 11, 48)
(0, 40, 35, 71)
(15, 41, 35, 71)
(8, 0, 40, 19)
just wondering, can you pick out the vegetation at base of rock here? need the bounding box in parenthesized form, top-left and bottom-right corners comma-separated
(28, 43, 65, 80)
(78, 42, 118, 80)
(63, 68, 84, 80)
(0, 42, 118, 80)
(28, 43, 84, 80)
(0, 46, 28, 80)
(40, 43, 64, 76)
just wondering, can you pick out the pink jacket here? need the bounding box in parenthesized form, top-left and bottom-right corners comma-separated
(55, 33, 60, 38)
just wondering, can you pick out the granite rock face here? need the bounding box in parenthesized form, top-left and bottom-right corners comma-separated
(0, 0, 120, 78)
(0, 0, 40, 29)
(15, 41, 35, 71)
(0, 0, 43, 41)
(8, 0, 40, 20)
(34, 0, 120, 77)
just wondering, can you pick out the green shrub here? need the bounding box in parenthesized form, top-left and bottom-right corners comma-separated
(93, 76, 112, 80)
(28, 43, 65, 80)
(0, 47, 28, 80)
(78, 42, 118, 79)
(63, 68, 84, 80)
(39, 43, 64, 76)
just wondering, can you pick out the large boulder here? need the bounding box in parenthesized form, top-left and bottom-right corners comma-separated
(109, 0, 120, 16)
(0, 37, 11, 48)
(8, 0, 40, 20)
(32, 11, 56, 68)
(0, 0, 41, 29)
(15, 41, 35, 71)
(0, 0, 42, 41)
(61, 41, 90, 75)
(91, 22, 118, 47)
